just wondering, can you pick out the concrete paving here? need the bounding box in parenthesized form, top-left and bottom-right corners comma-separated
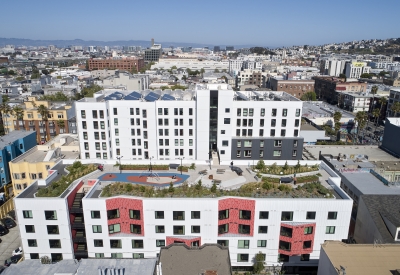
(0, 222, 22, 265)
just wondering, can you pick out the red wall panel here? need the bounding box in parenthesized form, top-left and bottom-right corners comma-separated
(166, 236, 201, 246)
(218, 198, 255, 236)
(106, 198, 144, 236)
(278, 222, 315, 256)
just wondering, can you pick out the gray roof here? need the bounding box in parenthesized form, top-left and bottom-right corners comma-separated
(3, 259, 80, 275)
(342, 172, 400, 195)
(76, 258, 156, 275)
(0, 130, 34, 149)
(159, 244, 232, 275)
(361, 195, 400, 243)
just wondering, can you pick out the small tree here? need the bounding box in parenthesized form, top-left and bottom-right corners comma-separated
(195, 179, 202, 190)
(255, 160, 266, 171)
(391, 101, 400, 117)
(211, 182, 217, 193)
(294, 160, 301, 173)
(282, 161, 289, 173)
(168, 182, 175, 193)
(253, 252, 265, 274)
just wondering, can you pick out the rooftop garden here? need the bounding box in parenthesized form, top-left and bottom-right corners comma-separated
(36, 162, 97, 197)
(253, 160, 319, 176)
(100, 175, 333, 199)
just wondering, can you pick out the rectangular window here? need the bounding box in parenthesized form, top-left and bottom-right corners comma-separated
(110, 239, 122, 249)
(191, 211, 200, 219)
(173, 211, 185, 220)
(270, 129, 275, 136)
(129, 210, 140, 220)
(294, 129, 299, 137)
(107, 209, 120, 220)
(28, 239, 37, 247)
(189, 108, 193, 115)
(261, 108, 265, 116)
(257, 240, 267, 247)
(82, 121, 87, 129)
(281, 129, 286, 137)
(49, 239, 61, 248)
(225, 108, 230, 113)
(293, 150, 297, 157)
(301, 254, 310, 261)
(243, 108, 248, 116)
(304, 226, 313, 235)
(113, 108, 118, 115)
(155, 225, 165, 233)
(92, 225, 102, 233)
(155, 211, 164, 219)
(282, 119, 286, 127)
(326, 226, 336, 234)
(130, 224, 142, 234)
(259, 129, 264, 137)
(156, 240, 165, 247)
(239, 210, 251, 220)
(219, 209, 229, 220)
(109, 224, 121, 234)
(222, 140, 229, 146)
(191, 225, 200, 233)
(164, 108, 169, 115)
(218, 223, 229, 234)
(281, 211, 293, 221)
(100, 110, 104, 118)
(295, 119, 300, 127)
(130, 108, 134, 115)
(272, 109, 277, 117)
(45, 211, 57, 220)
(94, 239, 103, 247)
(23, 210, 33, 219)
(111, 253, 123, 258)
(249, 108, 254, 116)
(258, 226, 268, 233)
(282, 109, 287, 117)
(328, 212, 338, 220)
(95, 253, 104, 258)
(93, 121, 98, 129)
(173, 226, 185, 235)
(271, 119, 276, 127)
(296, 108, 301, 117)
(259, 211, 269, 219)
(238, 240, 250, 249)
(237, 254, 249, 262)
(47, 225, 59, 235)
(237, 108, 241, 116)
(306, 212, 316, 219)
(224, 118, 230, 124)
(25, 225, 35, 233)
(217, 240, 229, 247)
(238, 224, 250, 234)
(81, 110, 86, 118)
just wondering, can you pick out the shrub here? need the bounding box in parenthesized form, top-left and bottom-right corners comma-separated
(168, 182, 175, 193)
(255, 160, 266, 170)
(189, 163, 196, 170)
(211, 182, 217, 193)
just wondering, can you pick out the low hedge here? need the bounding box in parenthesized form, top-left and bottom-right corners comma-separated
(120, 164, 169, 170)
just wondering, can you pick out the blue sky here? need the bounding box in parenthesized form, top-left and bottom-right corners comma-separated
(1, 0, 399, 47)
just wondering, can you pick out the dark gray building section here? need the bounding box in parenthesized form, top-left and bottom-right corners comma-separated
(230, 137, 304, 161)
(381, 118, 400, 157)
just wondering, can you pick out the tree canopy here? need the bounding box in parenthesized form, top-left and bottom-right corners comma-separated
(300, 91, 317, 101)
(39, 92, 70, 102)
(73, 85, 103, 100)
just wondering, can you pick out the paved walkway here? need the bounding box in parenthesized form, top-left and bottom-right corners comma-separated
(0, 222, 21, 265)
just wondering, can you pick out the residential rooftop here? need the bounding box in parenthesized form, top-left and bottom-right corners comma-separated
(308, 146, 399, 162)
(371, 160, 400, 171)
(159, 244, 231, 275)
(302, 101, 355, 119)
(320, 241, 400, 275)
(0, 130, 34, 149)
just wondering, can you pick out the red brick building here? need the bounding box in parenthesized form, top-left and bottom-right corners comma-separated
(88, 57, 144, 72)
(269, 78, 315, 98)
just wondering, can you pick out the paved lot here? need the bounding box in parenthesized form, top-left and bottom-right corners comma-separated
(0, 221, 22, 265)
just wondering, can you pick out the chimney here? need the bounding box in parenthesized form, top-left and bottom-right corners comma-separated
(151, 38, 154, 47)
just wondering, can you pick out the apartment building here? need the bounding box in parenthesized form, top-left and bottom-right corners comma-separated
(387, 88, 400, 117)
(269, 78, 315, 98)
(319, 59, 346, 77)
(88, 57, 144, 72)
(0, 131, 36, 187)
(9, 134, 80, 196)
(75, 84, 304, 163)
(144, 44, 162, 63)
(314, 77, 367, 104)
(345, 61, 370, 79)
(15, 162, 352, 270)
(102, 72, 149, 90)
(7, 97, 76, 143)
(342, 92, 371, 113)
(236, 69, 267, 88)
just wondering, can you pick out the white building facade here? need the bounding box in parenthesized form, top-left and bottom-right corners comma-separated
(74, 84, 304, 164)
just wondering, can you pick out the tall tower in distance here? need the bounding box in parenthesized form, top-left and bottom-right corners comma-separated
(151, 38, 154, 47)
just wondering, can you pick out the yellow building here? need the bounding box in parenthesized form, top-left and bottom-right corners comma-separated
(9, 134, 80, 196)
(5, 97, 74, 143)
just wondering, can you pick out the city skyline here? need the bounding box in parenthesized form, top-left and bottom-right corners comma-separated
(1, 0, 399, 47)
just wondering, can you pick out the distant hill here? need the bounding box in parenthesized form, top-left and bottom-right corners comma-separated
(0, 37, 256, 49)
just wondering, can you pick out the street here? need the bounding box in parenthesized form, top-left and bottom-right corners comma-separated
(0, 222, 22, 266)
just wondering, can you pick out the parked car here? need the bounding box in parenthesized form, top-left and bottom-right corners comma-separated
(2, 218, 16, 229)
(0, 226, 8, 236)
(4, 255, 21, 267)
(7, 211, 16, 221)
(11, 247, 22, 256)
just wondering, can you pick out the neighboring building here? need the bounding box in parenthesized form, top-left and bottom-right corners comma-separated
(229, 59, 244, 72)
(7, 97, 76, 143)
(314, 77, 367, 104)
(202, 72, 235, 86)
(381, 117, 400, 157)
(0, 56, 8, 64)
(213, 46, 221, 52)
(383, 78, 400, 87)
(102, 72, 150, 90)
(300, 124, 330, 145)
(318, 241, 400, 275)
(0, 131, 36, 187)
(302, 101, 355, 126)
(387, 88, 400, 117)
(9, 134, 80, 196)
(320, 59, 346, 77)
(15, 162, 352, 270)
(345, 61, 370, 79)
(159, 244, 232, 275)
(75, 85, 304, 163)
(370, 161, 400, 183)
(354, 195, 400, 244)
(3, 258, 157, 275)
(269, 78, 315, 98)
(152, 58, 229, 72)
(237, 69, 266, 88)
(341, 92, 371, 112)
(90, 69, 117, 79)
(88, 57, 144, 72)
(144, 44, 162, 63)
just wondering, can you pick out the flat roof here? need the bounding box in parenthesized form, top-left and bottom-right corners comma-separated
(302, 101, 354, 119)
(307, 146, 399, 162)
(342, 172, 400, 195)
(301, 124, 320, 131)
(371, 161, 400, 171)
(11, 146, 79, 163)
(0, 130, 34, 149)
(321, 241, 400, 275)
(2, 259, 79, 275)
(76, 258, 156, 275)
(159, 244, 231, 275)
